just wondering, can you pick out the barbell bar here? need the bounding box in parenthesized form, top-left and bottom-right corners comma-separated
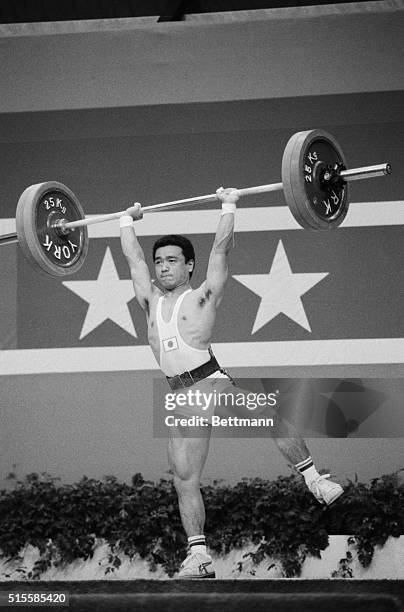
(61, 163, 390, 232)
(0, 129, 392, 277)
(58, 183, 285, 231)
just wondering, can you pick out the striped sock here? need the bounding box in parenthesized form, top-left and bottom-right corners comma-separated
(295, 456, 320, 483)
(188, 535, 207, 555)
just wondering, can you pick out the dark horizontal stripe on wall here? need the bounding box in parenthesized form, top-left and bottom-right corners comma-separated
(0, 91, 403, 143)
(0, 91, 403, 217)
(0, 0, 381, 24)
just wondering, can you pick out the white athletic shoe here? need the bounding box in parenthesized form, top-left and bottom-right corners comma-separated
(177, 551, 216, 579)
(308, 474, 344, 505)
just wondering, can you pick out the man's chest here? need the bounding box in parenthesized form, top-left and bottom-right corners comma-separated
(149, 294, 214, 336)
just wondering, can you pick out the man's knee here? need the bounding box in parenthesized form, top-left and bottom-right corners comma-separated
(173, 470, 200, 493)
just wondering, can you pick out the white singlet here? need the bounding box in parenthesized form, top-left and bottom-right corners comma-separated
(156, 288, 211, 377)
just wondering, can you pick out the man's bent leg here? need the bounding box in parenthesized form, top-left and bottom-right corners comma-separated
(261, 379, 344, 505)
(271, 416, 343, 504)
(213, 382, 314, 467)
(214, 380, 343, 505)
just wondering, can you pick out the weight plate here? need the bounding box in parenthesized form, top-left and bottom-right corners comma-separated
(15, 182, 89, 277)
(282, 130, 349, 229)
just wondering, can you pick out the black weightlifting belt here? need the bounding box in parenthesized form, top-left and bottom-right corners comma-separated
(166, 354, 221, 391)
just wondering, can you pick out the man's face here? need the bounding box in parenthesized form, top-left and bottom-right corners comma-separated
(154, 245, 194, 290)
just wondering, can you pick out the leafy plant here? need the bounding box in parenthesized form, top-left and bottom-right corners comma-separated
(0, 469, 402, 579)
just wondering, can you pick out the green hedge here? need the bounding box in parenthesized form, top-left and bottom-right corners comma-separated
(0, 470, 402, 579)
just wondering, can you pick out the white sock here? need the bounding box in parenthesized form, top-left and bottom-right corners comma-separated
(188, 535, 207, 555)
(295, 456, 320, 483)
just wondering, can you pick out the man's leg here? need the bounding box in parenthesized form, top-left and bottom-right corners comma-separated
(270, 421, 343, 505)
(269, 413, 311, 463)
(213, 378, 311, 462)
(168, 424, 216, 578)
(214, 379, 343, 505)
(262, 378, 343, 505)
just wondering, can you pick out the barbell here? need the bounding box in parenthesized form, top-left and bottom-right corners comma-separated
(0, 129, 391, 278)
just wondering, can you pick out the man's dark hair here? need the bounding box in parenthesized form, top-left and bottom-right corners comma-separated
(153, 234, 196, 279)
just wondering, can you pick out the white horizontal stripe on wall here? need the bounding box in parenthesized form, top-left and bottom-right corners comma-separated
(1, 201, 404, 238)
(1, 338, 403, 375)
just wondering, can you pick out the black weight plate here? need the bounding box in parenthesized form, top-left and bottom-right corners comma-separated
(15, 182, 89, 277)
(282, 130, 349, 229)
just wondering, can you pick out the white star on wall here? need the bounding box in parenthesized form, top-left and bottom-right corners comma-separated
(63, 247, 137, 340)
(233, 240, 329, 334)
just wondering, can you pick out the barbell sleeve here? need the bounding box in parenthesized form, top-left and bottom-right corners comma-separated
(339, 163, 391, 182)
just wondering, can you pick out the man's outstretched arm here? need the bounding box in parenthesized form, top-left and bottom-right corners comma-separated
(119, 204, 154, 312)
(204, 188, 239, 307)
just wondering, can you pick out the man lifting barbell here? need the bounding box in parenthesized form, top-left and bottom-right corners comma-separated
(119, 188, 344, 580)
(0, 128, 392, 579)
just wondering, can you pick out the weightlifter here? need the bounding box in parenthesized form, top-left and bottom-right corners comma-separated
(119, 189, 343, 579)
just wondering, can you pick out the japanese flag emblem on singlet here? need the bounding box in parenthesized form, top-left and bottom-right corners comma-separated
(162, 337, 179, 352)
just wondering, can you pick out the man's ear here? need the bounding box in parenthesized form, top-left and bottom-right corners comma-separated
(187, 259, 195, 273)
